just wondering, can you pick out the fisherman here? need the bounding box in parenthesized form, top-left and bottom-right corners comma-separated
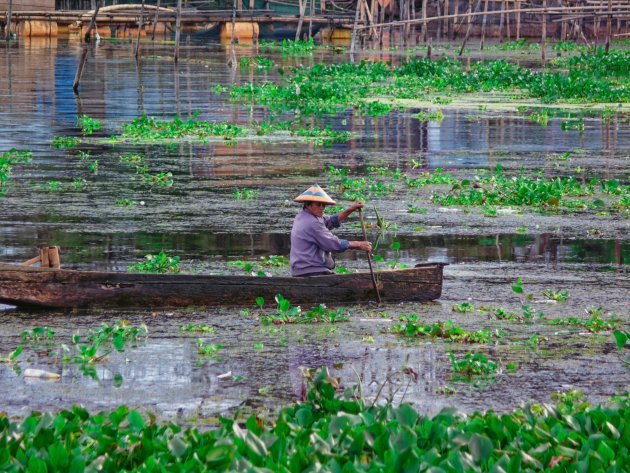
(290, 184, 372, 277)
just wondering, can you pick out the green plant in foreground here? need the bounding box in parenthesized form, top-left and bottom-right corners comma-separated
(5, 367, 629, 471)
(21, 326, 56, 343)
(548, 307, 620, 333)
(127, 251, 180, 274)
(180, 324, 216, 333)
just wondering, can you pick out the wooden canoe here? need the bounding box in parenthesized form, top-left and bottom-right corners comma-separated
(0, 262, 446, 309)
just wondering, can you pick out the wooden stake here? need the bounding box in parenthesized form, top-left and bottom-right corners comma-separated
(5, 0, 13, 41)
(541, 0, 547, 64)
(458, 0, 475, 57)
(605, 0, 612, 53)
(420, 0, 427, 42)
(134, 0, 146, 59)
(295, 0, 305, 41)
(72, 46, 89, 93)
(516, 0, 521, 40)
(48, 246, 61, 269)
(349, 0, 361, 57)
(151, 0, 160, 40)
(174, 0, 182, 63)
(84, 0, 101, 43)
(480, 0, 488, 50)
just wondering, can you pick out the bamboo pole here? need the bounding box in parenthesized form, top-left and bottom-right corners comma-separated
(498, 0, 505, 43)
(84, 0, 101, 42)
(444, 0, 450, 39)
(452, 0, 461, 38)
(228, 0, 237, 68)
(459, 0, 474, 56)
(308, 0, 314, 39)
(480, 0, 489, 50)
(605, 0, 612, 53)
(541, 0, 547, 63)
(436, 0, 441, 41)
(134, 0, 146, 59)
(506, 0, 511, 39)
(72, 47, 88, 92)
(5, 0, 12, 41)
(514, 0, 521, 41)
(295, 0, 305, 40)
(349, 0, 361, 57)
(174, 0, 182, 63)
(151, 0, 160, 40)
(420, 0, 427, 42)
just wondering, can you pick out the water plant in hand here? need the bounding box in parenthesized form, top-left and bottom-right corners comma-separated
(127, 251, 180, 273)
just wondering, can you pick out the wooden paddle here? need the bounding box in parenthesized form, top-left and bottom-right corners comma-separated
(358, 208, 381, 303)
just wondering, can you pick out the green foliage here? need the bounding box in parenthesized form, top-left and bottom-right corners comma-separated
(52, 136, 80, 148)
(391, 315, 492, 343)
(21, 326, 56, 342)
(127, 251, 180, 274)
(260, 294, 350, 325)
(548, 307, 620, 333)
(449, 352, 498, 379)
(196, 339, 222, 360)
(118, 114, 247, 142)
(76, 115, 102, 135)
(613, 330, 629, 349)
(0, 148, 32, 194)
(542, 289, 570, 302)
(239, 56, 276, 71)
(234, 188, 259, 200)
(452, 302, 474, 313)
(3, 368, 629, 471)
(180, 324, 216, 333)
(280, 37, 316, 54)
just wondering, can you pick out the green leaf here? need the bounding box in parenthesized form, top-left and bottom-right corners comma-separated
(168, 434, 189, 458)
(127, 409, 145, 430)
(27, 456, 47, 473)
(469, 433, 493, 463)
(613, 330, 628, 349)
(48, 442, 69, 469)
(597, 440, 615, 463)
(113, 334, 124, 351)
(205, 444, 234, 469)
(391, 241, 401, 251)
(255, 296, 265, 309)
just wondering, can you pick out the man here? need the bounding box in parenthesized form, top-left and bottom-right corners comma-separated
(290, 184, 372, 277)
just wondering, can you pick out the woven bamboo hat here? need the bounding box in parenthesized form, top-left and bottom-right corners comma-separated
(294, 184, 336, 205)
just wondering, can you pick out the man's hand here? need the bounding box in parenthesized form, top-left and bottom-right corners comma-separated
(348, 201, 365, 213)
(349, 240, 372, 252)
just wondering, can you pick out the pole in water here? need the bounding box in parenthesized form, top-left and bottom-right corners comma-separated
(359, 208, 381, 304)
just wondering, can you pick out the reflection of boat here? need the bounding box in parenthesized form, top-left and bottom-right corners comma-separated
(0, 261, 446, 309)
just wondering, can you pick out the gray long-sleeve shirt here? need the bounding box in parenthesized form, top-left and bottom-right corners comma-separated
(290, 209, 349, 276)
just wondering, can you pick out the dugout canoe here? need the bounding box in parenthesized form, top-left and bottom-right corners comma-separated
(0, 262, 446, 309)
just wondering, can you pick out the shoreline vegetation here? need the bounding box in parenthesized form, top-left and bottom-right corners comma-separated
(1, 368, 629, 471)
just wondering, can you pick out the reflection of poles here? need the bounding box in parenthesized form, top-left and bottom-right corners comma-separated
(5, 0, 12, 41)
(72, 46, 89, 93)
(152, 0, 160, 40)
(174, 0, 182, 63)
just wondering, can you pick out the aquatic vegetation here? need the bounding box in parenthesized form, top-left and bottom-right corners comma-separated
(391, 315, 492, 343)
(72, 178, 87, 191)
(0, 346, 22, 364)
(118, 114, 247, 142)
(239, 56, 275, 71)
(234, 187, 259, 200)
(196, 339, 222, 359)
(292, 126, 351, 146)
(119, 152, 145, 164)
(52, 136, 80, 148)
(76, 115, 102, 135)
(452, 302, 474, 313)
(21, 326, 55, 343)
(280, 37, 316, 54)
(46, 181, 62, 192)
(259, 255, 288, 267)
(613, 330, 630, 349)
(180, 324, 216, 333)
(449, 352, 498, 379)
(143, 171, 173, 188)
(542, 289, 570, 302)
(115, 198, 136, 206)
(127, 251, 180, 274)
(548, 308, 620, 333)
(415, 109, 444, 122)
(0, 148, 32, 195)
(3, 367, 629, 471)
(259, 294, 349, 325)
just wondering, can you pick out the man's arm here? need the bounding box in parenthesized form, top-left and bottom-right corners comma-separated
(337, 201, 365, 224)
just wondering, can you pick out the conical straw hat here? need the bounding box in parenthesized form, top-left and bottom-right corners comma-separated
(294, 184, 336, 205)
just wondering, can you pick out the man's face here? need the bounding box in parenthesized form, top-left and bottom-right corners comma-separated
(306, 201, 326, 217)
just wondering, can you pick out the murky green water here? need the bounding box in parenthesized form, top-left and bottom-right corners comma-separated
(0, 38, 628, 420)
